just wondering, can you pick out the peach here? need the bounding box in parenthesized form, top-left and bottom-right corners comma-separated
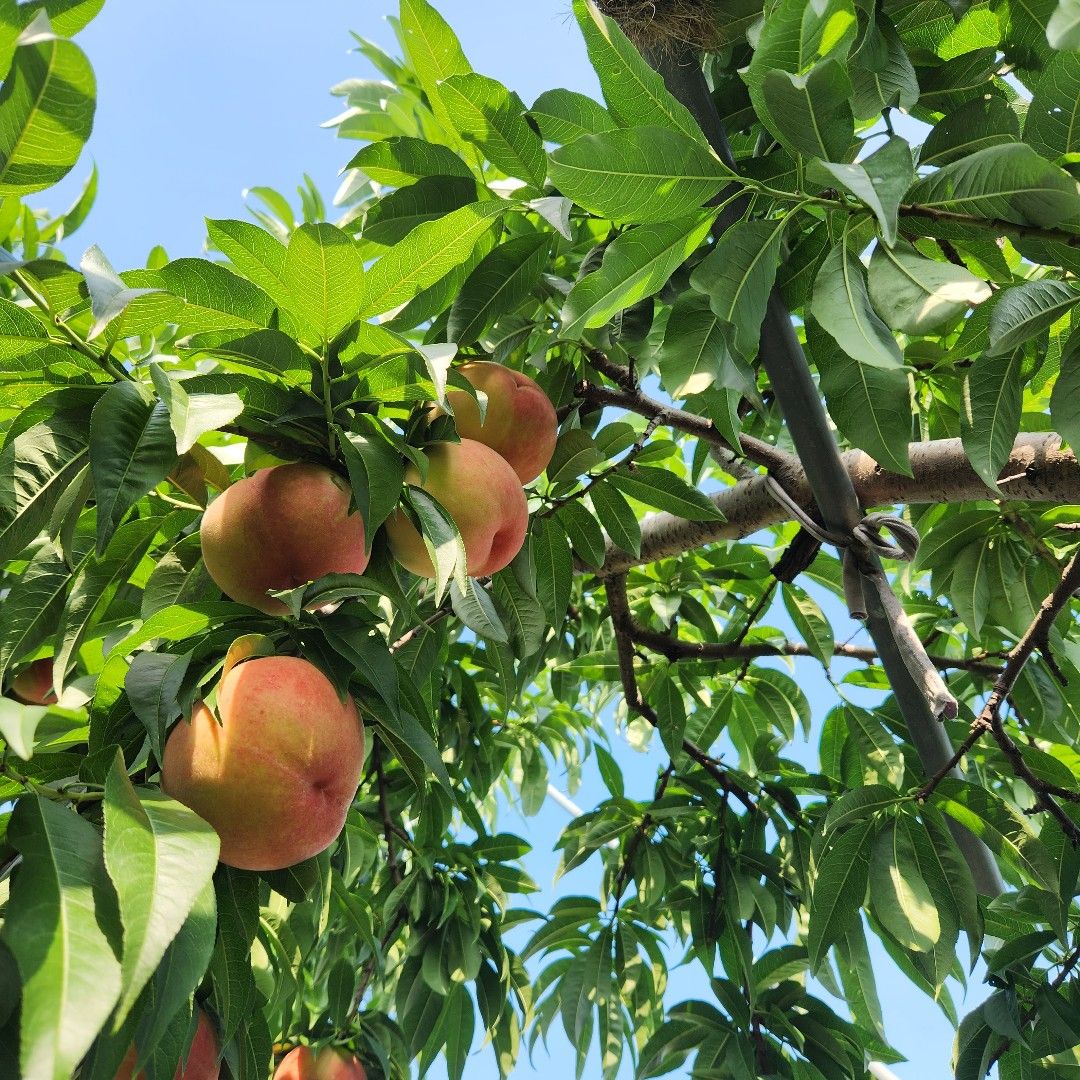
(115, 1008, 219, 1080)
(200, 463, 367, 615)
(432, 361, 557, 483)
(161, 655, 365, 871)
(9, 657, 57, 705)
(273, 1045, 367, 1080)
(384, 439, 528, 578)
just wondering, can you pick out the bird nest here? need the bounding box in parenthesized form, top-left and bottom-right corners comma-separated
(593, 0, 725, 51)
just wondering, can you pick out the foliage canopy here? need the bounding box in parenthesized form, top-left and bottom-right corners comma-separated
(1, 0, 1080, 1078)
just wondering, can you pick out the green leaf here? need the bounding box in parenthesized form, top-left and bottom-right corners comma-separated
(208, 868, 260, 1048)
(556, 500, 606, 570)
(812, 238, 904, 370)
(759, 62, 855, 162)
(608, 466, 723, 520)
(921, 96, 1020, 168)
(492, 569, 546, 657)
(986, 280, 1080, 356)
(849, 19, 919, 121)
(905, 143, 1080, 229)
(960, 350, 1023, 490)
(823, 785, 902, 834)
(782, 583, 835, 667)
(103, 759, 220, 1026)
(403, 484, 467, 603)
(448, 232, 549, 344)
(844, 705, 904, 789)
(807, 817, 878, 970)
(1051, 332, 1080, 450)
(0, 697, 48, 760)
(132, 878, 216, 1065)
(836, 920, 885, 1038)
(657, 293, 757, 402)
(1048, 0, 1080, 47)
(868, 820, 941, 952)
(204, 218, 291, 310)
(2, 796, 122, 1080)
(1024, 54, 1080, 161)
(572, 0, 706, 143)
(123, 650, 191, 764)
(449, 577, 508, 643)
(690, 218, 788, 361)
(283, 222, 364, 343)
(549, 127, 730, 225)
(336, 421, 405, 551)
(89, 382, 178, 554)
(439, 72, 546, 188)
(529, 88, 615, 144)
(810, 137, 914, 248)
(356, 200, 504, 318)
(0, 540, 70, 685)
(398, 0, 472, 147)
(564, 213, 714, 337)
(0, 416, 89, 565)
(931, 778, 1058, 891)
(548, 429, 603, 484)
(532, 517, 574, 625)
(807, 319, 912, 476)
(148, 364, 244, 456)
(347, 135, 474, 185)
(589, 480, 641, 557)
(0, 38, 95, 195)
(0, 295, 49, 359)
(135, 258, 280, 336)
(53, 517, 162, 695)
(867, 241, 991, 335)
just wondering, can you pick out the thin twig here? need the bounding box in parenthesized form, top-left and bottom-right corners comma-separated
(373, 740, 402, 886)
(630, 621, 1002, 675)
(917, 552, 1080, 819)
(611, 761, 676, 915)
(605, 574, 757, 812)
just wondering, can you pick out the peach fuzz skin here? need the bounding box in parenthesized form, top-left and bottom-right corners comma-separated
(384, 439, 528, 579)
(273, 1045, 367, 1080)
(9, 657, 57, 705)
(431, 361, 557, 483)
(114, 1008, 219, 1080)
(200, 463, 368, 615)
(161, 656, 365, 871)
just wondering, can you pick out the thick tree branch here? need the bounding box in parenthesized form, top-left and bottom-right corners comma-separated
(599, 433, 1079, 575)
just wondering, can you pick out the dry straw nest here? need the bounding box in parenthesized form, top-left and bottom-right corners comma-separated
(593, 0, 726, 51)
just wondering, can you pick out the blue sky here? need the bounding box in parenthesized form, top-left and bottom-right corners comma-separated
(47, 2, 979, 1077)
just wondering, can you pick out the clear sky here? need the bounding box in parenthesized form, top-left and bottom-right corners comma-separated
(46, 3, 977, 1077)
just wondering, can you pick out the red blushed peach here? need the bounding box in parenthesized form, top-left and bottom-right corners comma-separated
(9, 657, 57, 705)
(273, 1045, 367, 1080)
(200, 463, 367, 615)
(114, 1008, 220, 1080)
(383, 439, 528, 579)
(161, 656, 365, 871)
(432, 361, 557, 483)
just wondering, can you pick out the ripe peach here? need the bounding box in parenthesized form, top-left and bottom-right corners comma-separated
(161, 656, 365, 871)
(9, 657, 57, 705)
(273, 1045, 367, 1080)
(432, 361, 557, 483)
(115, 1008, 219, 1080)
(384, 439, 528, 578)
(200, 463, 367, 615)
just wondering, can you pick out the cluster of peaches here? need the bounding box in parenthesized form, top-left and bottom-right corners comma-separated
(7, 363, 558, 1079)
